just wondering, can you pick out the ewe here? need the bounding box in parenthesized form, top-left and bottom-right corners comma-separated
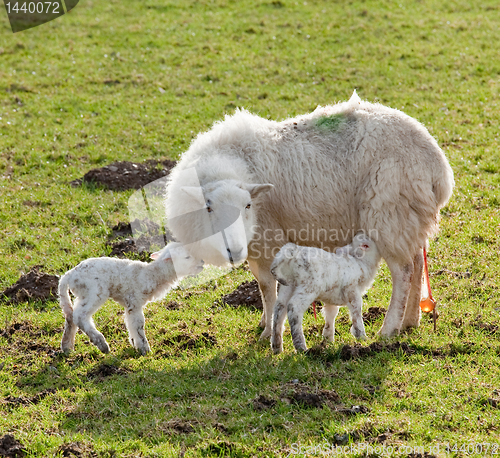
(165, 91, 454, 339)
(270, 233, 381, 354)
(59, 242, 203, 355)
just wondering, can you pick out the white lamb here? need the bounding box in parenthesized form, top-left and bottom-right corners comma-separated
(270, 233, 381, 354)
(59, 242, 204, 355)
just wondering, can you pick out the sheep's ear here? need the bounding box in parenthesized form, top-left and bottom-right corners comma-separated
(246, 183, 274, 198)
(181, 186, 205, 206)
(151, 251, 160, 260)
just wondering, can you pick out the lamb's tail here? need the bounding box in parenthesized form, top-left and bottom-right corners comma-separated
(58, 273, 73, 320)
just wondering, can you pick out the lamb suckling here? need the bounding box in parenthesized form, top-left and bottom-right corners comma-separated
(270, 233, 381, 354)
(59, 242, 204, 355)
(165, 91, 454, 340)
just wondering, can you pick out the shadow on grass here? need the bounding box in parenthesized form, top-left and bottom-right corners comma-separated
(10, 334, 475, 456)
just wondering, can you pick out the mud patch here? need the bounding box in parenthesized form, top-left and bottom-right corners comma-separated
(0, 434, 26, 458)
(281, 381, 341, 409)
(163, 332, 217, 351)
(339, 342, 415, 361)
(220, 280, 263, 310)
(2, 389, 56, 407)
(160, 419, 197, 434)
(57, 442, 97, 458)
(0, 266, 59, 304)
(253, 395, 277, 411)
(362, 306, 387, 324)
(471, 318, 499, 335)
(87, 363, 130, 380)
(70, 159, 177, 191)
(106, 219, 175, 259)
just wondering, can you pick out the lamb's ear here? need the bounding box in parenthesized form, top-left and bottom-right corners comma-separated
(151, 251, 160, 260)
(246, 183, 274, 198)
(181, 186, 205, 206)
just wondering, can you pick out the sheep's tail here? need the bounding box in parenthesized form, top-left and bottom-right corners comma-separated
(58, 273, 73, 320)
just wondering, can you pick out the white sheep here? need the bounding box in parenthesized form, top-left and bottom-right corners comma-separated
(165, 91, 454, 339)
(270, 233, 381, 354)
(59, 242, 203, 355)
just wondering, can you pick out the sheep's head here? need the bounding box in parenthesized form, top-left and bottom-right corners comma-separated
(335, 233, 380, 262)
(167, 179, 273, 267)
(151, 242, 204, 278)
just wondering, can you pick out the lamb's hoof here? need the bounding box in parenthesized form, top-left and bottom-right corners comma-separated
(138, 346, 151, 356)
(61, 346, 73, 355)
(294, 345, 308, 353)
(97, 342, 110, 353)
(259, 328, 272, 341)
(271, 340, 283, 354)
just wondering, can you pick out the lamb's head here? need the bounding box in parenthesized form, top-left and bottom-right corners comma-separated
(335, 233, 381, 264)
(167, 179, 273, 267)
(151, 242, 204, 278)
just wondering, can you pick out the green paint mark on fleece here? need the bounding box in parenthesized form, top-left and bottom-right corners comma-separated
(315, 113, 346, 131)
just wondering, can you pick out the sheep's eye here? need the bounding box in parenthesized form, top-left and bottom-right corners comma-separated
(245, 203, 251, 209)
(206, 205, 213, 213)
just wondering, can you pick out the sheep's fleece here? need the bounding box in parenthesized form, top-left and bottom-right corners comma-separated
(165, 91, 454, 338)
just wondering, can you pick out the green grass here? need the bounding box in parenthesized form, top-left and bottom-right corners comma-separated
(1, 0, 500, 456)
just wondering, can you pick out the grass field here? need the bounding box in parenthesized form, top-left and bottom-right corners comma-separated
(1, 0, 500, 456)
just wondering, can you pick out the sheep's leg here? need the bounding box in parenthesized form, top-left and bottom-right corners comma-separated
(287, 291, 317, 352)
(346, 294, 367, 340)
(61, 315, 78, 354)
(321, 304, 340, 342)
(401, 250, 424, 330)
(379, 258, 414, 337)
(73, 296, 110, 353)
(124, 305, 150, 355)
(248, 258, 277, 340)
(271, 285, 294, 354)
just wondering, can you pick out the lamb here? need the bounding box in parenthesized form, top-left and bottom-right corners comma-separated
(165, 91, 454, 339)
(270, 233, 381, 354)
(59, 242, 204, 355)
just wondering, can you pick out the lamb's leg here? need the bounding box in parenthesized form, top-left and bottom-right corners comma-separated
(346, 294, 367, 340)
(73, 295, 110, 353)
(401, 250, 424, 330)
(271, 285, 294, 354)
(124, 305, 150, 355)
(321, 304, 340, 342)
(248, 258, 277, 340)
(378, 258, 414, 337)
(61, 315, 78, 354)
(287, 291, 317, 352)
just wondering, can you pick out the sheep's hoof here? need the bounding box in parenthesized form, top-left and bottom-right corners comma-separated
(294, 345, 308, 353)
(61, 346, 73, 354)
(377, 327, 399, 339)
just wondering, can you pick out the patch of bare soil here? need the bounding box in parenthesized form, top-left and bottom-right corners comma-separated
(281, 381, 342, 409)
(161, 419, 197, 434)
(471, 317, 499, 335)
(106, 219, 174, 258)
(70, 159, 177, 191)
(253, 395, 277, 411)
(163, 332, 217, 350)
(220, 280, 263, 310)
(57, 442, 97, 458)
(2, 389, 55, 407)
(86, 363, 130, 380)
(362, 306, 387, 324)
(339, 342, 415, 361)
(0, 434, 26, 458)
(0, 266, 59, 304)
